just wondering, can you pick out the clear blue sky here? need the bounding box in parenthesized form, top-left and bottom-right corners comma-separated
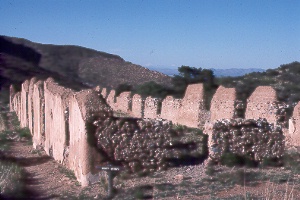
(1, 0, 299, 69)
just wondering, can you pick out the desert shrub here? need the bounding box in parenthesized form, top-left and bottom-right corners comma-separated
(0, 161, 24, 198)
(115, 83, 133, 97)
(220, 153, 244, 167)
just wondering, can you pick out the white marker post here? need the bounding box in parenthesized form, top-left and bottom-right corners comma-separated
(96, 164, 121, 198)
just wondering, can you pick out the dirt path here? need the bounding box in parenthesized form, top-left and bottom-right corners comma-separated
(1, 111, 106, 200)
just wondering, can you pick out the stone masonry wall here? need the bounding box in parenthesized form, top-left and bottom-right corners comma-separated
(210, 86, 236, 122)
(245, 86, 278, 124)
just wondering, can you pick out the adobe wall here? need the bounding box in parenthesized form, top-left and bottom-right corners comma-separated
(20, 80, 30, 128)
(106, 90, 117, 110)
(11, 92, 21, 119)
(176, 83, 206, 128)
(28, 78, 38, 135)
(32, 80, 45, 148)
(144, 96, 160, 119)
(210, 86, 236, 122)
(101, 88, 107, 99)
(288, 102, 300, 147)
(160, 96, 181, 123)
(69, 89, 111, 186)
(245, 86, 278, 124)
(44, 78, 74, 163)
(131, 94, 144, 118)
(115, 91, 131, 113)
(9, 85, 16, 112)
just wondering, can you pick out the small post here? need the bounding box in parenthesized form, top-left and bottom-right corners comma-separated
(96, 164, 121, 198)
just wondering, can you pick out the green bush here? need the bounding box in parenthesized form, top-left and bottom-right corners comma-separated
(220, 153, 244, 167)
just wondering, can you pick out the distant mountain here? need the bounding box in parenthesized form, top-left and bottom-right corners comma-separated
(0, 35, 172, 90)
(211, 68, 265, 77)
(147, 66, 265, 77)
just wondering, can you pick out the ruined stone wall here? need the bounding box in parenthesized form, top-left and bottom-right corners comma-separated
(144, 96, 160, 119)
(32, 80, 45, 149)
(115, 92, 131, 113)
(210, 86, 236, 122)
(131, 94, 144, 118)
(9, 85, 16, 112)
(160, 96, 181, 123)
(44, 78, 74, 163)
(106, 90, 117, 110)
(101, 88, 107, 99)
(245, 86, 278, 124)
(28, 78, 38, 135)
(20, 80, 30, 128)
(288, 102, 300, 147)
(69, 89, 111, 186)
(176, 83, 206, 128)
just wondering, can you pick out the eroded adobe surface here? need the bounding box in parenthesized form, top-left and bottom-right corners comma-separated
(20, 80, 30, 128)
(210, 86, 236, 122)
(32, 80, 45, 148)
(44, 78, 74, 163)
(161, 96, 181, 123)
(144, 97, 160, 119)
(28, 78, 38, 135)
(176, 83, 207, 128)
(69, 89, 112, 186)
(288, 102, 300, 147)
(115, 91, 131, 113)
(131, 94, 144, 118)
(245, 86, 278, 124)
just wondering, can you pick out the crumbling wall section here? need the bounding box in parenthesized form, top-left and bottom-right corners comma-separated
(44, 78, 74, 163)
(20, 80, 30, 128)
(106, 90, 117, 110)
(69, 89, 112, 186)
(101, 88, 107, 99)
(28, 78, 38, 135)
(144, 96, 160, 119)
(32, 80, 45, 149)
(176, 83, 206, 128)
(131, 94, 144, 118)
(288, 102, 300, 147)
(9, 85, 16, 112)
(210, 86, 236, 122)
(245, 86, 278, 124)
(115, 92, 131, 113)
(160, 96, 181, 123)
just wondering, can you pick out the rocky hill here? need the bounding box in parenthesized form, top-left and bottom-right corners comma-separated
(217, 61, 300, 105)
(0, 35, 172, 90)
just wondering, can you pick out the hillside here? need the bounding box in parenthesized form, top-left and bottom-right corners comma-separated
(0, 35, 172, 90)
(217, 61, 300, 105)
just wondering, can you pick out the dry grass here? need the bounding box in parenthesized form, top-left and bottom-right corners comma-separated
(0, 161, 23, 197)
